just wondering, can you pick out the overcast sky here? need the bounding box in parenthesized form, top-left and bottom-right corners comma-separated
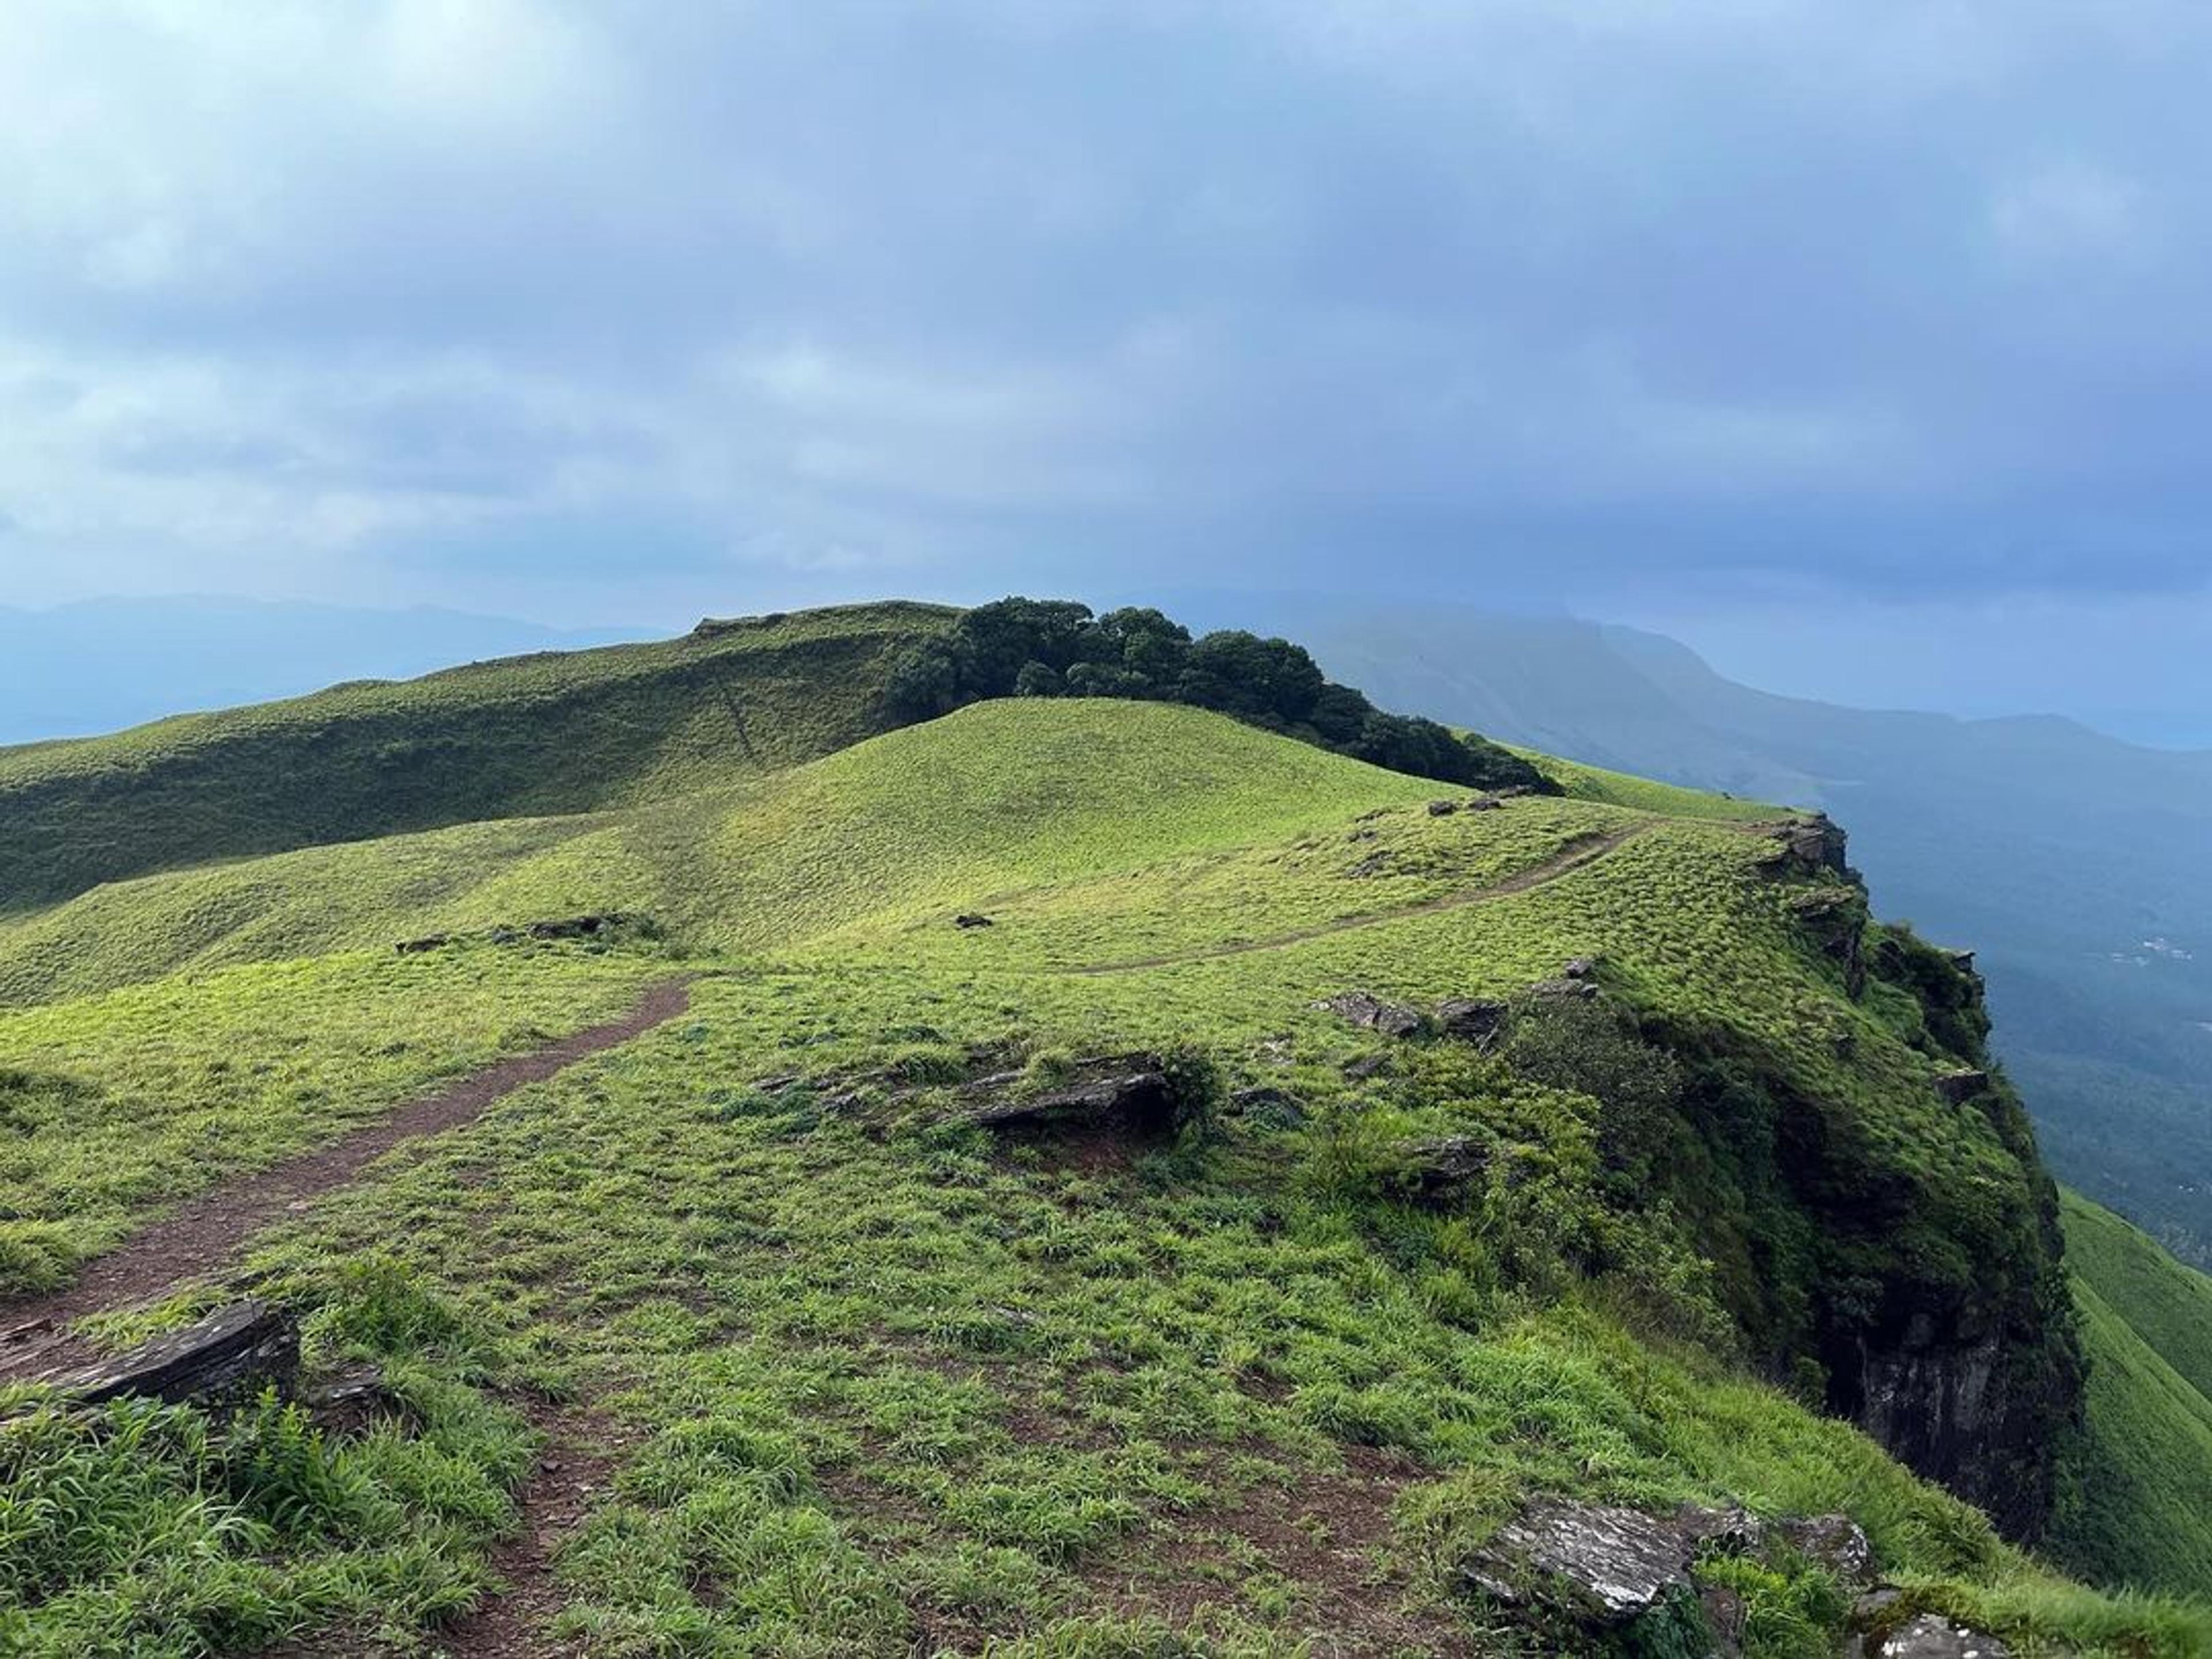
(2, 3, 2207, 735)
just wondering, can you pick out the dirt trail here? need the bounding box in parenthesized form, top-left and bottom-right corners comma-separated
(0, 976, 692, 1379)
(438, 1402, 641, 1659)
(1062, 821, 1653, 976)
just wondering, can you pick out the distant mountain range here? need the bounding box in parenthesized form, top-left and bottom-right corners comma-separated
(1225, 599, 2212, 1265)
(0, 597, 645, 747)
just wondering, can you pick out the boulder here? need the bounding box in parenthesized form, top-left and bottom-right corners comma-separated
(1463, 1496, 1696, 1623)
(1436, 998, 1508, 1046)
(965, 1054, 1180, 1135)
(61, 1300, 298, 1409)
(1561, 957, 1600, 982)
(1465, 796, 1505, 812)
(1316, 991, 1425, 1039)
(527, 913, 623, 940)
(1775, 1513, 1876, 1582)
(1394, 1135, 1489, 1201)
(1876, 1615, 2011, 1658)
(1935, 1069, 1991, 1104)
(305, 1362, 405, 1436)
(1427, 799, 1460, 817)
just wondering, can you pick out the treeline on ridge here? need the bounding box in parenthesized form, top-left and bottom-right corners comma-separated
(881, 597, 1555, 794)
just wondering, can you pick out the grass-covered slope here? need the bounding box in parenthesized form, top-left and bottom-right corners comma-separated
(2051, 1192, 2212, 1594)
(3, 688, 2203, 1654)
(0, 601, 956, 915)
(0, 701, 1467, 1003)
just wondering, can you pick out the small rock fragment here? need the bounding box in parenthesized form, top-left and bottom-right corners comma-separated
(1435, 998, 1508, 1046)
(1316, 991, 1424, 1038)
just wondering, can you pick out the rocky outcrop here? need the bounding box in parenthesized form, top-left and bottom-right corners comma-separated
(527, 912, 631, 940)
(60, 1300, 298, 1408)
(1465, 1497, 1878, 1653)
(1825, 1289, 2071, 1539)
(1464, 1497, 1702, 1626)
(963, 1054, 1185, 1136)
(1791, 887, 1869, 997)
(1862, 1615, 2012, 1658)
(1934, 1067, 1990, 1104)
(1436, 998, 1508, 1046)
(1316, 991, 1425, 1038)
(1392, 1135, 1489, 1202)
(1764, 813, 1852, 878)
(1319, 992, 1518, 1044)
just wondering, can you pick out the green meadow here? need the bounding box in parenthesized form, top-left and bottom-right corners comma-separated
(2, 608, 2207, 1656)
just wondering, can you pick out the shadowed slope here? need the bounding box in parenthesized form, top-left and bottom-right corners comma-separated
(0, 601, 956, 914)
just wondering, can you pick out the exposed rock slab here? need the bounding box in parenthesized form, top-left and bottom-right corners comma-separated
(1316, 991, 1425, 1039)
(964, 1055, 1178, 1135)
(1463, 1495, 1695, 1622)
(1436, 998, 1508, 1046)
(1393, 1135, 1490, 1202)
(1876, 1615, 2012, 1658)
(60, 1300, 298, 1408)
(1467, 1496, 1883, 1650)
(1765, 813, 1852, 878)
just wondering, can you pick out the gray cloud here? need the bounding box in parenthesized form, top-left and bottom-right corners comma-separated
(1, 1, 2210, 615)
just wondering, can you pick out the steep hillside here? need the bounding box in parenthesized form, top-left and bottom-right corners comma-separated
(2051, 1194, 2212, 1594)
(1, 661, 2202, 1654)
(1251, 598, 2212, 1268)
(0, 601, 957, 914)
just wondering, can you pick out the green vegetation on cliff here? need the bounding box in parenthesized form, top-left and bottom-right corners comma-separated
(0, 602, 2200, 1656)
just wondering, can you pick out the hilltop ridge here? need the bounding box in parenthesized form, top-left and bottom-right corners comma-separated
(0, 600, 2206, 1656)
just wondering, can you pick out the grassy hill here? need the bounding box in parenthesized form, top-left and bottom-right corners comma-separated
(2, 611, 2207, 1656)
(2052, 1192, 2212, 1594)
(0, 601, 957, 915)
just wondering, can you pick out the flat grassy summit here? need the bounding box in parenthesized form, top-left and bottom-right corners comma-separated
(1, 600, 2205, 1657)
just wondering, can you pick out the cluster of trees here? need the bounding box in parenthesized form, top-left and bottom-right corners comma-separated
(882, 597, 1555, 793)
